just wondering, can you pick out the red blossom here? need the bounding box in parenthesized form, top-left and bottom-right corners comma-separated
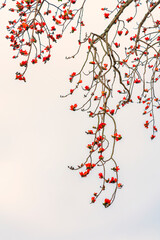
(153, 126, 158, 131)
(71, 72, 76, 77)
(126, 17, 133, 22)
(110, 109, 115, 115)
(91, 197, 96, 203)
(98, 123, 106, 131)
(70, 104, 77, 111)
(145, 37, 149, 41)
(70, 89, 74, 94)
(151, 135, 155, 140)
(94, 96, 98, 100)
(112, 133, 122, 141)
(31, 58, 37, 64)
(85, 86, 90, 90)
(134, 79, 141, 84)
(86, 163, 91, 169)
(109, 177, 117, 183)
(103, 198, 111, 207)
(118, 30, 123, 36)
(114, 42, 120, 48)
(20, 60, 28, 67)
(144, 121, 149, 128)
(99, 155, 104, 160)
(56, 34, 62, 39)
(104, 13, 109, 18)
(118, 183, 123, 189)
(87, 130, 94, 134)
(99, 173, 103, 179)
(112, 166, 120, 172)
(71, 26, 76, 32)
(15, 73, 26, 82)
(98, 148, 104, 153)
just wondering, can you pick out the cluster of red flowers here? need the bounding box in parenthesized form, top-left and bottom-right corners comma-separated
(79, 163, 96, 177)
(3, 0, 160, 209)
(70, 104, 77, 111)
(4, 0, 84, 81)
(112, 133, 122, 141)
(97, 122, 106, 131)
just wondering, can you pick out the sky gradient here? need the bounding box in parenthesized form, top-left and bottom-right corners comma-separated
(0, 1, 160, 239)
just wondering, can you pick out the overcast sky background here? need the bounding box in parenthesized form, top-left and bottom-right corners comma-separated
(0, 1, 160, 240)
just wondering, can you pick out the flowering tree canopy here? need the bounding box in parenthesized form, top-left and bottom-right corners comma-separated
(1, 0, 160, 208)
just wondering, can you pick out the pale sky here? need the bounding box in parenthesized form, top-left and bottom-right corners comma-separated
(0, 1, 160, 240)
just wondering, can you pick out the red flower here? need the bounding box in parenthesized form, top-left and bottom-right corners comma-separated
(97, 136, 104, 141)
(70, 89, 74, 94)
(137, 96, 141, 100)
(56, 34, 62, 39)
(94, 75, 99, 79)
(71, 72, 76, 77)
(118, 183, 123, 189)
(20, 49, 28, 56)
(109, 177, 117, 183)
(118, 30, 123, 36)
(94, 96, 98, 100)
(89, 112, 94, 117)
(103, 198, 111, 207)
(20, 60, 28, 67)
(91, 197, 96, 203)
(79, 169, 90, 177)
(80, 21, 85, 26)
(145, 37, 149, 41)
(112, 166, 120, 172)
(104, 198, 111, 204)
(114, 42, 120, 48)
(70, 104, 77, 111)
(31, 58, 37, 64)
(97, 123, 106, 131)
(151, 135, 155, 140)
(134, 79, 141, 83)
(44, 45, 52, 51)
(144, 121, 149, 128)
(112, 133, 122, 141)
(87, 144, 92, 149)
(71, 26, 76, 33)
(104, 13, 109, 18)
(153, 126, 158, 131)
(99, 173, 103, 179)
(99, 155, 104, 160)
(51, 26, 56, 31)
(79, 172, 84, 177)
(69, 72, 76, 82)
(98, 148, 104, 153)
(101, 91, 107, 96)
(43, 54, 51, 63)
(126, 17, 133, 22)
(87, 130, 93, 134)
(85, 163, 92, 169)
(15, 73, 26, 82)
(85, 86, 90, 90)
(125, 30, 129, 35)
(110, 109, 115, 115)
(157, 36, 160, 41)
